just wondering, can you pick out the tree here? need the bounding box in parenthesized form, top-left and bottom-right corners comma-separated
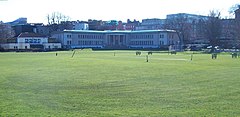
(46, 12, 71, 34)
(0, 22, 15, 43)
(46, 12, 70, 25)
(233, 21, 240, 48)
(203, 10, 222, 47)
(232, 4, 240, 48)
(164, 15, 192, 45)
(229, 4, 240, 16)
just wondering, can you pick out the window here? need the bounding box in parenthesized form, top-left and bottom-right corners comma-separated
(67, 35, 72, 38)
(67, 40, 71, 45)
(33, 39, 37, 43)
(160, 41, 164, 45)
(160, 34, 165, 38)
(25, 39, 29, 43)
(29, 39, 33, 43)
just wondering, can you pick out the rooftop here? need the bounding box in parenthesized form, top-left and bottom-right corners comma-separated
(18, 32, 47, 38)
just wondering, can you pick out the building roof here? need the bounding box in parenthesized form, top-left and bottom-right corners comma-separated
(18, 32, 47, 38)
(62, 29, 177, 34)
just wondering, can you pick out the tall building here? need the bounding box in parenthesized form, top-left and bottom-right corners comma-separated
(136, 18, 166, 30)
(166, 13, 209, 44)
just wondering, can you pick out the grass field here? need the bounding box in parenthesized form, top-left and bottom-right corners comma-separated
(0, 50, 239, 116)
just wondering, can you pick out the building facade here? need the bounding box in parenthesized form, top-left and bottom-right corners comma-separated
(51, 30, 180, 50)
(136, 18, 166, 30)
(166, 13, 209, 44)
(1, 32, 61, 50)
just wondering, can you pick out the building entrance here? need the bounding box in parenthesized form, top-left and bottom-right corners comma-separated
(107, 35, 127, 48)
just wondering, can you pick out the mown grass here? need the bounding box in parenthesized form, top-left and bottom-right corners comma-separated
(0, 50, 239, 116)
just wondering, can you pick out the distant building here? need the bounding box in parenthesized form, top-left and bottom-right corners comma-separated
(219, 19, 236, 48)
(235, 5, 240, 20)
(101, 20, 119, 30)
(35, 24, 51, 36)
(51, 30, 180, 50)
(12, 24, 36, 36)
(88, 19, 104, 30)
(125, 19, 140, 30)
(136, 18, 166, 30)
(6, 18, 27, 26)
(34, 21, 89, 37)
(72, 21, 89, 30)
(166, 13, 209, 44)
(0, 32, 61, 50)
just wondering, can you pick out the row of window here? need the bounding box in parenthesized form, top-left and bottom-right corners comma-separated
(25, 39, 41, 43)
(67, 34, 169, 39)
(13, 46, 28, 49)
(78, 35, 104, 39)
(130, 34, 166, 39)
(66, 40, 175, 46)
(131, 41, 167, 46)
(130, 41, 154, 45)
(78, 41, 103, 45)
(130, 35, 154, 39)
(66, 34, 104, 39)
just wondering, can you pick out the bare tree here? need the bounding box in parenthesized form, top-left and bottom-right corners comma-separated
(229, 4, 240, 16)
(165, 15, 192, 45)
(234, 15, 240, 48)
(46, 12, 72, 34)
(47, 14, 51, 25)
(47, 12, 70, 25)
(0, 23, 15, 43)
(203, 10, 222, 47)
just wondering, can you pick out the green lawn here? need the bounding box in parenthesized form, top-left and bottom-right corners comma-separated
(0, 50, 239, 117)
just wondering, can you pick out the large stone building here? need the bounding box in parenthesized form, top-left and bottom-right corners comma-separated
(51, 30, 180, 50)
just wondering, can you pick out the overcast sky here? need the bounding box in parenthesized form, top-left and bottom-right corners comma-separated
(0, 0, 239, 24)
